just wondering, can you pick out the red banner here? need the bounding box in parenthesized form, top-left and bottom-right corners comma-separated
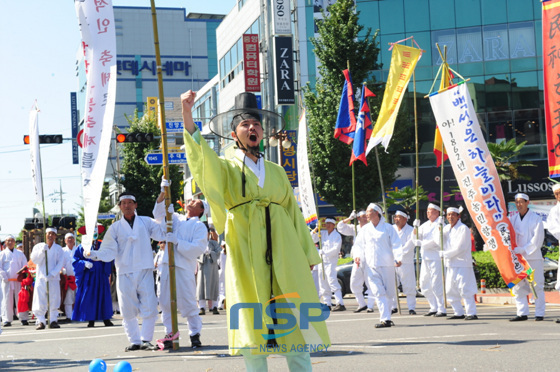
(543, 0, 560, 178)
(243, 34, 261, 92)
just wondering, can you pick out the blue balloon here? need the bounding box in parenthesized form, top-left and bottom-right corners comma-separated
(89, 358, 107, 372)
(114, 361, 132, 372)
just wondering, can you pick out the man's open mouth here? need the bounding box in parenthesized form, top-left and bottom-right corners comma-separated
(249, 134, 257, 142)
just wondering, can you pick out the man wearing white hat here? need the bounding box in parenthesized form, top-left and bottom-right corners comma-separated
(392, 210, 417, 315)
(354, 203, 401, 328)
(0, 235, 28, 326)
(440, 207, 478, 320)
(60, 233, 78, 323)
(89, 192, 167, 351)
(414, 203, 446, 317)
(312, 218, 345, 311)
(153, 191, 208, 349)
(509, 193, 545, 321)
(337, 210, 376, 312)
(30, 227, 66, 329)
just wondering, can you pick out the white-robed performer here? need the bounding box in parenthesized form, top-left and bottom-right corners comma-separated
(440, 207, 478, 320)
(392, 211, 417, 315)
(414, 203, 446, 317)
(509, 193, 545, 322)
(0, 235, 29, 326)
(153, 190, 209, 349)
(337, 211, 376, 312)
(354, 203, 401, 328)
(311, 218, 345, 311)
(545, 184, 560, 323)
(30, 227, 66, 329)
(61, 233, 78, 322)
(89, 192, 166, 351)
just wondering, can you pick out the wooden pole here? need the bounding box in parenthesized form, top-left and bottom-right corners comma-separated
(150, 0, 179, 350)
(413, 43, 421, 291)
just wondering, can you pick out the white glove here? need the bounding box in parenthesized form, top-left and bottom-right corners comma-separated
(84, 261, 93, 269)
(62, 268, 67, 275)
(88, 250, 99, 261)
(413, 239, 422, 247)
(168, 204, 175, 214)
(513, 246, 525, 255)
(438, 250, 446, 258)
(160, 177, 171, 192)
(413, 219, 420, 227)
(349, 210, 357, 220)
(42, 245, 49, 252)
(166, 232, 178, 245)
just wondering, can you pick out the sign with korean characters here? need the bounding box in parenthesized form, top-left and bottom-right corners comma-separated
(429, 83, 531, 288)
(280, 130, 297, 187)
(243, 34, 261, 92)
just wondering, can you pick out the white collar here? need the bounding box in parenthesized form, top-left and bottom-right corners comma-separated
(235, 149, 265, 188)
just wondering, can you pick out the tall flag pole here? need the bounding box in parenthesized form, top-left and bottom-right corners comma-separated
(29, 102, 50, 320)
(543, 0, 560, 178)
(297, 110, 318, 227)
(75, 0, 117, 253)
(150, 0, 180, 350)
(366, 41, 422, 155)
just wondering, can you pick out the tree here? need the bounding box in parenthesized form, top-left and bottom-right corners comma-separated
(119, 111, 184, 217)
(385, 186, 429, 216)
(303, 0, 411, 214)
(487, 138, 535, 200)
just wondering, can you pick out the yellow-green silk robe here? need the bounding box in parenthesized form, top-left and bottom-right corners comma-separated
(184, 130, 330, 355)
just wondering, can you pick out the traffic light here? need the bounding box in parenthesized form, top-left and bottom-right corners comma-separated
(116, 133, 155, 143)
(23, 135, 63, 144)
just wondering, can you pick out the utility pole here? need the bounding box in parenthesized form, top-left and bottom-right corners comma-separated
(48, 180, 66, 215)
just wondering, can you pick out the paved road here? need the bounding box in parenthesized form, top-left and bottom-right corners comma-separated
(1, 298, 559, 371)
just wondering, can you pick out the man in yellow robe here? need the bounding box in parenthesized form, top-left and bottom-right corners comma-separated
(180, 90, 330, 371)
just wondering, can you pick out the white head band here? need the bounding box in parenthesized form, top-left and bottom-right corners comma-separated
(395, 210, 409, 219)
(357, 211, 366, 217)
(367, 203, 383, 215)
(427, 203, 441, 212)
(46, 227, 57, 234)
(553, 184, 560, 192)
(4, 235, 15, 241)
(65, 233, 75, 240)
(515, 193, 529, 201)
(119, 195, 136, 202)
(325, 218, 336, 225)
(446, 207, 461, 214)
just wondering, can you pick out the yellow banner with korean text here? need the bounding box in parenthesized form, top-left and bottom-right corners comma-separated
(366, 44, 422, 155)
(429, 83, 531, 288)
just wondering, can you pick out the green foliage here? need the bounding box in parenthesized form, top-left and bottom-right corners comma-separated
(304, 0, 411, 214)
(385, 186, 429, 215)
(472, 251, 507, 288)
(487, 138, 535, 182)
(120, 111, 184, 217)
(76, 182, 114, 241)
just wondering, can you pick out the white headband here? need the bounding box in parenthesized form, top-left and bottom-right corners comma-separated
(357, 211, 366, 217)
(395, 210, 409, 219)
(202, 200, 210, 217)
(367, 203, 383, 215)
(4, 235, 15, 241)
(65, 233, 75, 240)
(553, 184, 560, 192)
(446, 207, 461, 214)
(325, 218, 336, 224)
(515, 193, 529, 201)
(427, 203, 441, 212)
(46, 227, 57, 234)
(119, 195, 136, 202)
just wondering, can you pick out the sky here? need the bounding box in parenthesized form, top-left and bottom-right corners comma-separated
(0, 0, 234, 240)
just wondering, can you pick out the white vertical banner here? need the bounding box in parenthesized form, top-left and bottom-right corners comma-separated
(75, 0, 117, 251)
(29, 103, 43, 204)
(296, 110, 318, 226)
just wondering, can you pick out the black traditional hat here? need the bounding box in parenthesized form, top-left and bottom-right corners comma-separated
(208, 92, 285, 140)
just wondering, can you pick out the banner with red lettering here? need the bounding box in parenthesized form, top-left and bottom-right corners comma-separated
(543, 0, 560, 178)
(429, 83, 531, 288)
(243, 34, 260, 92)
(75, 0, 117, 251)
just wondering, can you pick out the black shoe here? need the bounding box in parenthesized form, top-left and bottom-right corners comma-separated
(354, 306, 368, 313)
(104, 319, 114, 326)
(434, 313, 447, 317)
(87, 321, 95, 328)
(375, 320, 394, 328)
(3, 322, 11, 327)
(48, 321, 60, 329)
(199, 308, 205, 315)
(424, 311, 437, 317)
(190, 333, 202, 348)
(212, 307, 220, 315)
(13, 315, 18, 321)
(218, 307, 224, 311)
(510, 315, 528, 322)
(125, 344, 141, 352)
(21, 320, 29, 326)
(58, 318, 71, 324)
(535, 316, 544, 321)
(556, 319, 560, 323)
(331, 304, 346, 312)
(409, 310, 416, 315)
(448, 315, 465, 320)
(366, 308, 374, 313)
(36, 322, 46, 330)
(391, 308, 398, 314)
(162, 340, 173, 350)
(141, 341, 159, 351)
(465, 315, 479, 320)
